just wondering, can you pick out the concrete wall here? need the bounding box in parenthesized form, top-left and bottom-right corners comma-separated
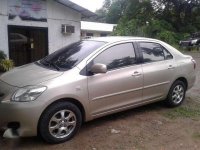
(0, 0, 81, 57)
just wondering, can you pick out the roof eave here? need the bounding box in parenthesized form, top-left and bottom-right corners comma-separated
(55, 0, 97, 18)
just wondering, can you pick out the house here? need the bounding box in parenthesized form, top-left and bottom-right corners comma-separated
(81, 21, 117, 39)
(0, 0, 95, 66)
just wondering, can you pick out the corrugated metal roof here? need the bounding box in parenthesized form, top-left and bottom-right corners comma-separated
(56, 0, 96, 18)
(81, 21, 117, 32)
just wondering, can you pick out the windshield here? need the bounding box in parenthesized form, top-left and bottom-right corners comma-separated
(39, 40, 106, 71)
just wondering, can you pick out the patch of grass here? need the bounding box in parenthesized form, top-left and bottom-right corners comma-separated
(163, 106, 200, 119)
(193, 133, 200, 139)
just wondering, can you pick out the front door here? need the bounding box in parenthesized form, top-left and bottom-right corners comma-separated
(8, 26, 48, 66)
(87, 42, 143, 117)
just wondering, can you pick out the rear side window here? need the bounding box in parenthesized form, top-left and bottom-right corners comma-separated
(163, 46, 173, 60)
(93, 43, 136, 70)
(139, 42, 173, 63)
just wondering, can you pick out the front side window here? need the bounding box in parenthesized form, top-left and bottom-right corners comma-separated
(139, 42, 173, 63)
(93, 43, 136, 70)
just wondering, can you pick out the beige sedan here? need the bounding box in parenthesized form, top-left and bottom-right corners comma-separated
(0, 37, 196, 143)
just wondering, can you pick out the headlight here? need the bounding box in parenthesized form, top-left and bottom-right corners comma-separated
(191, 39, 198, 44)
(11, 86, 47, 102)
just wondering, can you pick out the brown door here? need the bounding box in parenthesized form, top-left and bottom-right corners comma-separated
(8, 26, 48, 66)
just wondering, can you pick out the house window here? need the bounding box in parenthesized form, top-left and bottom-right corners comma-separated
(86, 33, 94, 37)
(100, 33, 107, 37)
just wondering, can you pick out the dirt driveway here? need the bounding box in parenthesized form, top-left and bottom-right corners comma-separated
(0, 52, 200, 150)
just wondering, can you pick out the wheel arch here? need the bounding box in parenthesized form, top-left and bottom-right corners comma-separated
(174, 77, 188, 90)
(37, 98, 86, 135)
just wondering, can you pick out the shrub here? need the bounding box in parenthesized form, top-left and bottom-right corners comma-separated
(157, 31, 177, 44)
(0, 51, 6, 60)
(0, 50, 14, 72)
(0, 59, 14, 72)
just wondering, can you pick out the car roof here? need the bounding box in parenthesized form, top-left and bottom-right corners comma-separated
(84, 36, 185, 57)
(85, 36, 159, 43)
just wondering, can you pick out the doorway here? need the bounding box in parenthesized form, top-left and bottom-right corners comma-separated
(8, 25, 48, 66)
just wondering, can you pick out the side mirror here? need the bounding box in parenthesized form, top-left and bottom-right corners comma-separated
(90, 63, 107, 74)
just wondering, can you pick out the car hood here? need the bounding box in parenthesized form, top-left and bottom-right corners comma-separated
(0, 63, 64, 87)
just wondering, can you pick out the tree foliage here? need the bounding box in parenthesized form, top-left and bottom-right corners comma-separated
(96, 0, 200, 44)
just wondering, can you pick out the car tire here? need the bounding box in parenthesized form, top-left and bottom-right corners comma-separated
(38, 102, 82, 144)
(165, 80, 186, 107)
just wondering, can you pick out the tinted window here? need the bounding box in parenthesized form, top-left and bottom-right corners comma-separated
(93, 43, 136, 70)
(162, 46, 173, 60)
(40, 41, 105, 70)
(139, 42, 164, 63)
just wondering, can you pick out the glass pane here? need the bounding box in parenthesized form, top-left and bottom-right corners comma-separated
(162, 46, 173, 60)
(140, 42, 165, 63)
(40, 41, 105, 70)
(93, 43, 136, 70)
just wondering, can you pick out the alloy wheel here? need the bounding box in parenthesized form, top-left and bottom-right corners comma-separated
(172, 85, 184, 104)
(48, 110, 77, 139)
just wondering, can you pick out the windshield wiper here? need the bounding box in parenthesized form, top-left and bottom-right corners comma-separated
(42, 59, 60, 71)
(49, 62, 60, 71)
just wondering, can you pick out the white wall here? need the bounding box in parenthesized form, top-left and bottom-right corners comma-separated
(47, 1, 81, 53)
(0, 0, 9, 56)
(0, 0, 81, 58)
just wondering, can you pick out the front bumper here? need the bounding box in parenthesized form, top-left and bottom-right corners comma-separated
(0, 80, 44, 137)
(0, 100, 43, 137)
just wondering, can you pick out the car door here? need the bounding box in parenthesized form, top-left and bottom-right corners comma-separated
(137, 42, 175, 101)
(87, 42, 143, 117)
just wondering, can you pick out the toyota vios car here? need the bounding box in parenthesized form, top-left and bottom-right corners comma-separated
(0, 37, 196, 143)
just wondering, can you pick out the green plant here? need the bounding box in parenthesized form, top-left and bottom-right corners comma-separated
(0, 59, 14, 72)
(193, 132, 200, 139)
(0, 50, 14, 72)
(0, 50, 6, 60)
(163, 106, 200, 119)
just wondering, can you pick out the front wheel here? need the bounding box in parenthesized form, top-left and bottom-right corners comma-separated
(165, 80, 186, 107)
(38, 102, 82, 144)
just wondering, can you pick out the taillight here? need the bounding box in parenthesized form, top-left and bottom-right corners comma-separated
(191, 59, 196, 69)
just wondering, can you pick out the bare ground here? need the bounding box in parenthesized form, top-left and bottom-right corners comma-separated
(0, 52, 200, 150)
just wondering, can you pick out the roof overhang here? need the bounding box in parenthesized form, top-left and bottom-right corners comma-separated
(55, 0, 97, 18)
(81, 21, 117, 32)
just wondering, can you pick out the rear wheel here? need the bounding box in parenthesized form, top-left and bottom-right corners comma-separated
(38, 102, 82, 144)
(166, 80, 186, 107)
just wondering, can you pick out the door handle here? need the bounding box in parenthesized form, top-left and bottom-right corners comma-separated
(132, 71, 142, 77)
(168, 65, 175, 69)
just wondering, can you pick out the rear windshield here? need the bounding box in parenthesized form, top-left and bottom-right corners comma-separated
(39, 40, 106, 71)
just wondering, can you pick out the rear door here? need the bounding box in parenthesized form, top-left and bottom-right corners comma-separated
(137, 42, 175, 101)
(87, 42, 143, 117)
